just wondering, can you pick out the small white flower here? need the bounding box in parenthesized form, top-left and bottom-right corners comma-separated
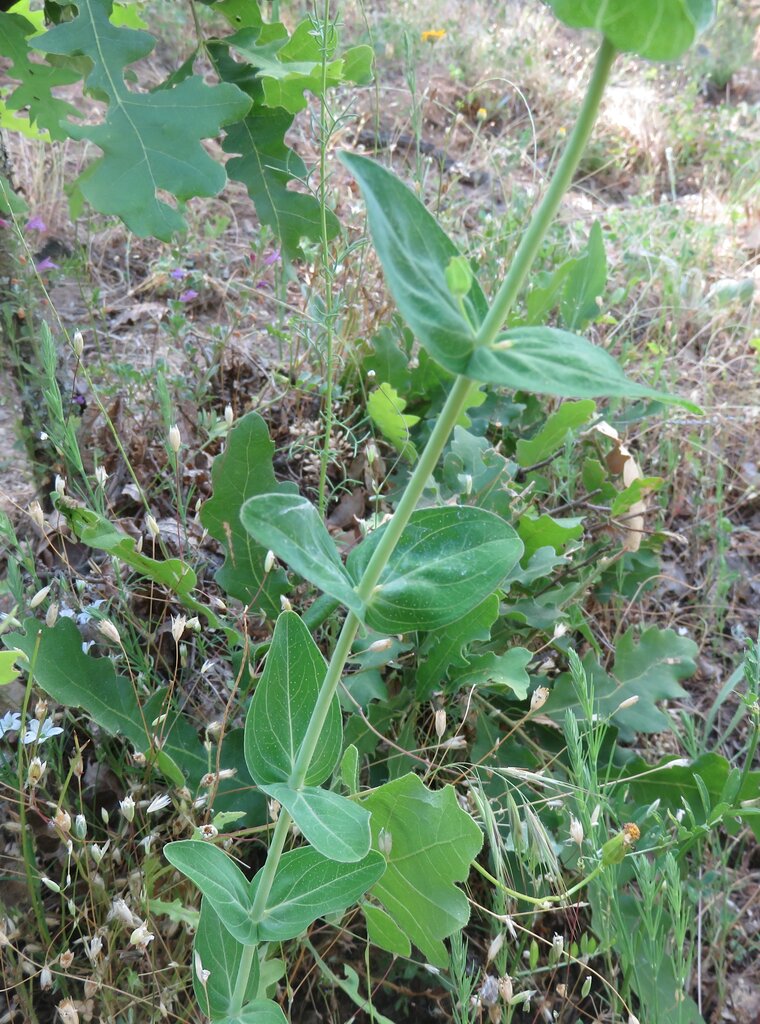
(224, 404, 234, 427)
(27, 757, 46, 787)
(119, 795, 135, 822)
(23, 718, 63, 745)
(171, 615, 187, 644)
(569, 816, 584, 848)
(264, 549, 276, 574)
(168, 425, 181, 453)
(146, 793, 172, 815)
(194, 950, 211, 986)
(486, 932, 504, 963)
(198, 824, 218, 841)
(54, 475, 66, 496)
(56, 998, 79, 1024)
(530, 686, 550, 712)
(109, 898, 141, 928)
(45, 603, 59, 627)
(434, 708, 447, 739)
(30, 584, 51, 609)
(280, 595, 292, 612)
(368, 637, 393, 653)
(129, 924, 154, 949)
(616, 695, 640, 711)
(146, 513, 160, 537)
(377, 827, 393, 857)
(0, 711, 22, 738)
(72, 331, 84, 358)
(29, 500, 45, 530)
(94, 465, 108, 488)
(87, 934, 103, 963)
(98, 619, 121, 645)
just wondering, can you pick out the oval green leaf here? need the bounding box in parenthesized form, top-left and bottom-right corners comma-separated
(251, 847, 386, 942)
(339, 151, 488, 374)
(347, 506, 523, 633)
(245, 612, 342, 787)
(164, 840, 257, 945)
(261, 783, 371, 863)
(467, 327, 701, 411)
(548, 0, 715, 61)
(217, 1001, 288, 1024)
(193, 899, 260, 1018)
(240, 493, 363, 616)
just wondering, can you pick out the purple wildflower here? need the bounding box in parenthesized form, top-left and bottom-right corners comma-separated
(179, 289, 198, 302)
(263, 248, 281, 266)
(0, 218, 10, 229)
(26, 216, 46, 232)
(36, 257, 59, 271)
(170, 267, 187, 280)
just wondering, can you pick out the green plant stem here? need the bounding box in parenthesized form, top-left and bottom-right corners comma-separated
(228, 943, 257, 1016)
(475, 37, 617, 349)
(249, 808, 293, 922)
(230, 807, 293, 1009)
(472, 857, 605, 906)
(317, 0, 336, 518)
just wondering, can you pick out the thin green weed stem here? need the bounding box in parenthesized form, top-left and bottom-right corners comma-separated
(317, 0, 337, 518)
(475, 37, 617, 349)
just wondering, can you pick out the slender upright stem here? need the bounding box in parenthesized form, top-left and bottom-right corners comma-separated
(228, 943, 257, 1016)
(475, 37, 617, 350)
(249, 809, 293, 922)
(317, 0, 336, 517)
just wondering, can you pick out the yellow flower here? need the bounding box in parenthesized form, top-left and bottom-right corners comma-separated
(476, 107, 488, 121)
(421, 29, 446, 44)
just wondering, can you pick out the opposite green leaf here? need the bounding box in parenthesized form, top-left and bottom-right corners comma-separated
(340, 151, 488, 374)
(361, 773, 483, 966)
(241, 494, 362, 616)
(251, 847, 386, 942)
(244, 612, 342, 787)
(217, 1000, 288, 1024)
(35, 0, 251, 238)
(516, 400, 596, 467)
(548, 0, 715, 62)
(200, 412, 295, 617)
(467, 327, 700, 411)
(165, 841, 258, 945)
(261, 784, 371, 863)
(347, 506, 523, 633)
(194, 899, 259, 1018)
